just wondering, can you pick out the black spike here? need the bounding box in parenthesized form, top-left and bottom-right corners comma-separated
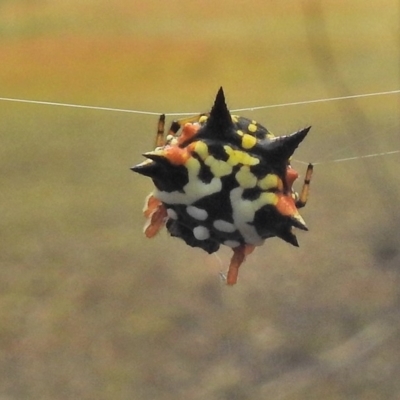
(130, 152, 171, 178)
(131, 157, 189, 192)
(261, 126, 311, 161)
(277, 229, 299, 247)
(141, 151, 169, 164)
(196, 87, 235, 142)
(290, 214, 308, 231)
(130, 160, 160, 179)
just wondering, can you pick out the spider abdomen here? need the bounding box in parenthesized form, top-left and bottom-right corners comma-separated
(131, 88, 312, 284)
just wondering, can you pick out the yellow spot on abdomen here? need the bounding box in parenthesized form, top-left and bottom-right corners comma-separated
(224, 146, 260, 166)
(236, 166, 257, 188)
(241, 133, 257, 149)
(194, 141, 209, 160)
(258, 174, 282, 191)
(184, 156, 201, 174)
(247, 123, 257, 133)
(205, 156, 233, 177)
(257, 192, 279, 208)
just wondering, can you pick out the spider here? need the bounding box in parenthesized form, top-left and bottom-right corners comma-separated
(131, 88, 313, 285)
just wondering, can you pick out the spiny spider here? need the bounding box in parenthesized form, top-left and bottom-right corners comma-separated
(131, 88, 313, 285)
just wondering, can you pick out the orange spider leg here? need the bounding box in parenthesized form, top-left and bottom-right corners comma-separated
(296, 163, 313, 208)
(143, 193, 162, 218)
(155, 114, 166, 148)
(167, 114, 207, 137)
(142, 194, 167, 238)
(226, 244, 256, 285)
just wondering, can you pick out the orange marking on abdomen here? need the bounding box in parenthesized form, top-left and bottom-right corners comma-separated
(177, 123, 200, 145)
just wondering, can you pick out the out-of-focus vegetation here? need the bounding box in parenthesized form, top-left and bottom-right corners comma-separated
(1, 1, 399, 399)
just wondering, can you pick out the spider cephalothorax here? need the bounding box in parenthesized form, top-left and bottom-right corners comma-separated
(131, 88, 313, 285)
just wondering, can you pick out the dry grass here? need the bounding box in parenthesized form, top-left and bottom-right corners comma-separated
(0, 0, 400, 399)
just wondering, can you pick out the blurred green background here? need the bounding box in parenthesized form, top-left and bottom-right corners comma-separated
(1, 1, 400, 399)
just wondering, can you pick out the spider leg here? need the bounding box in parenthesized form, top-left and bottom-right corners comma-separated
(295, 163, 313, 208)
(142, 194, 167, 238)
(155, 113, 204, 150)
(226, 244, 255, 285)
(155, 114, 166, 147)
(167, 114, 207, 136)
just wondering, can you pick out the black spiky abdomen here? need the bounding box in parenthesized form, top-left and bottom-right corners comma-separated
(132, 88, 309, 254)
